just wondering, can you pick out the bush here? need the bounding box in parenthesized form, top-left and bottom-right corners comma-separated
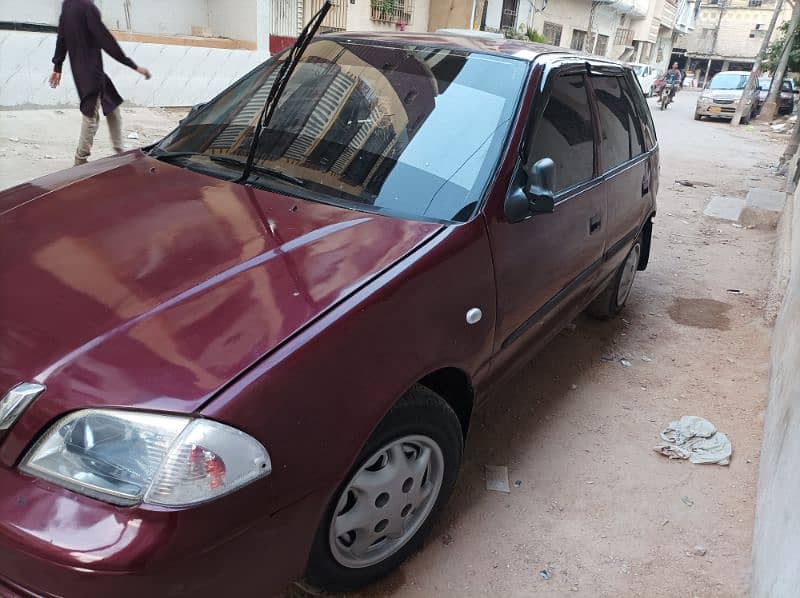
(505, 25, 547, 44)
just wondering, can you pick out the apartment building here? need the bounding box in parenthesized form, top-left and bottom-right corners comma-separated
(432, 0, 695, 71)
(682, 0, 793, 81)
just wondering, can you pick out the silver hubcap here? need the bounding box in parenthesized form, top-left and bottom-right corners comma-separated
(328, 435, 444, 568)
(617, 242, 641, 307)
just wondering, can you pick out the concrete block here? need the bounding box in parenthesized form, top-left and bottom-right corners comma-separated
(703, 195, 746, 221)
(740, 188, 787, 229)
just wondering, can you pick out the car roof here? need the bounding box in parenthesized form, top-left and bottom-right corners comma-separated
(715, 70, 750, 75)
(319, 30, 622, 65)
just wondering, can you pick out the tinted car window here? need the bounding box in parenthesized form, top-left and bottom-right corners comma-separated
(155, 40, 528, 223)
(592, 75, 645, 170)
(625, 71, 656, 150)
(528, 73, 595, 192)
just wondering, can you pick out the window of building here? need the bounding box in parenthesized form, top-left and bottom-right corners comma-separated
(543, 21, 563, 46)
(750, 23, 766, 37)
(749, 0, 763, 6)
(614, 28, 633, 46)
(591, 75, 645, 171)
(571, 29, 587, 51)
(595, 34, 609, 56)
(370, 0, 414, 25)
(528, 74, 595, 192)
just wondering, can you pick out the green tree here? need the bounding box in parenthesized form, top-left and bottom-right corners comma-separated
(505, 25, 547, 44)
(763, 21, 800, 73)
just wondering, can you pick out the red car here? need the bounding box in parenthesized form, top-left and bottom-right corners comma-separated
(0, 33, 658, 597)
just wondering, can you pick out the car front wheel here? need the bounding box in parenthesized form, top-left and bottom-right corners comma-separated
(305, 385, 463, 592)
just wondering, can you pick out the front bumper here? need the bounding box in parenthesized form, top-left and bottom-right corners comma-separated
(0, 465, 323, 597)
(695, 102, 738, 119)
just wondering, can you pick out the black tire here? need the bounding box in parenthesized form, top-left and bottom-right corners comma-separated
(694, 112, 702, 121)
(587, 238, 642, 320)
(304, 385, 463, 593)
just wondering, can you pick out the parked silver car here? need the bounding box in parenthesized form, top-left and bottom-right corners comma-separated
(695, 71, 759, 123)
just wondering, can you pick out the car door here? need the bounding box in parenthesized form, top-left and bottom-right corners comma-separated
(487, 65, 606, 373)
(588, 68, 652, 284)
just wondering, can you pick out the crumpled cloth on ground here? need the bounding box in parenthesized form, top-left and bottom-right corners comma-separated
(654, 415, 732, 465)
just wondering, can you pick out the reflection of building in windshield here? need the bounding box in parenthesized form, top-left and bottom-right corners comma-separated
(208, 41, 467, 204)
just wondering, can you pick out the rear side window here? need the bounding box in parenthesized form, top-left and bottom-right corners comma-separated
(625, 71, 657, 150)
(592, 75, 647, 171)
(528, 73, 595, 193)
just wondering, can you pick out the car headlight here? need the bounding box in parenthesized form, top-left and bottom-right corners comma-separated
(20, 410, 271, 507)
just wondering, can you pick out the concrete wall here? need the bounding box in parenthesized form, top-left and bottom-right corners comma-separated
(0, 30, 268, 109)
(751, 182, 800, 598)
(685, 2, 793, 59)
(6, 1, 264, 43)
(208, 0, 259, 41)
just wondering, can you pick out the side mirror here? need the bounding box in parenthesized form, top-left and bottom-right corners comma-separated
(505, 158, 556, 223)
(528, 158, 556, 213)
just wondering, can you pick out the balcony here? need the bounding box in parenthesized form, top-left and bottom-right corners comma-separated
(614, 27, 634, 46)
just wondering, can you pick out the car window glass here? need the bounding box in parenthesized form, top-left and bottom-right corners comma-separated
(592, 75, 646, 169)
(156, 41, 528, 223)
(626, 72, 656, 150)
(528, 73, 595, 193)
(620, 78, 646, 157)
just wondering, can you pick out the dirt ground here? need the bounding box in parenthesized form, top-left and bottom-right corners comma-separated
(0, 91, 788, 597)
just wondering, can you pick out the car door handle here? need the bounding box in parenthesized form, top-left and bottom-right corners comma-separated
(589, 214, 602, 234)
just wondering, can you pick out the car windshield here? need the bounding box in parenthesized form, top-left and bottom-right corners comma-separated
(757, 78, 793, 91)
(153, 39, 528, 223)
(631, 65, 644, 76)
(709, 73, 748, 90)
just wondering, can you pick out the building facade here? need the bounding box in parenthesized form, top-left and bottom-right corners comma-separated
(433, 0, 695, 72)
(682, 0, 793, 81)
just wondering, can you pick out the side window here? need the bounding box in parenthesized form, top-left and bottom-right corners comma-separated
(528, 73, 595, 193)
(625, 71, 657, 150)
(592, 75, 647, 171)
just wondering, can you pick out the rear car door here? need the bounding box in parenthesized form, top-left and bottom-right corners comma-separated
(588, 68, 653, 283)
(488, 65, 606, 369)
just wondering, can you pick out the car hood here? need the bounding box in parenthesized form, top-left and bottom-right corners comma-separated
(0, 151, 442, 417)
(707, 89, 745, 101)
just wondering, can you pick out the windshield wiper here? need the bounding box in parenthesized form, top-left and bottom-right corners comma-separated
(236, 0, 332, 185)
(149, 150, 304, 187)
(208, 155, 305, 187)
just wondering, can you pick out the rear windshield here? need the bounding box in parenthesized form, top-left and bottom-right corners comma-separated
(155, 39, 528, 222)
(709, 73, 747, 90)
(758, 78, 792, 91)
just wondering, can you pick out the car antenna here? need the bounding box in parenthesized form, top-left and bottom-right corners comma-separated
(236, 0, 332, 185)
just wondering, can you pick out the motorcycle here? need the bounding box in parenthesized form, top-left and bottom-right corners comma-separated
(660, 82, 676, 110)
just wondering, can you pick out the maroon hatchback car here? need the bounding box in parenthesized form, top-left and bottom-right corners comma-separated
(0, 32, 657, 597)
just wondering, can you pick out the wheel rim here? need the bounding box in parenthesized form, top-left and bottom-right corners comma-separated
(328, 435, 444, 569)
(616, 242, 641, 307)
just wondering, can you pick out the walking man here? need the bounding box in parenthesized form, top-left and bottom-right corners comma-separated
(49, 0, 151, 165)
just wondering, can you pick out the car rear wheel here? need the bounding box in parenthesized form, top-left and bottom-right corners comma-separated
(588, 238, 641, 320)
(305, 385, 463, 592)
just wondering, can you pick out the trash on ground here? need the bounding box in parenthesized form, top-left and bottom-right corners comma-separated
(569, 384, 578, 390)
(771, 123, 786, 131)
(693, 545, 707, 556)
(641, 355, 654, 362)
(732, 223, 744, 228)
(514, 479, 522, 488)
(485, 465, 510, 493)
(539, 569, 551, 580)
(9, 137, 20, 142)
(126, 131, 140, 140)
(682, 496, 695, 507)
(620, 359, 632, 367)
(726, 288, 742, 294)
(654, 415, 732, 465)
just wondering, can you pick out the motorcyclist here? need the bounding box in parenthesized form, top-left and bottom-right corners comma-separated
(664, 62, 681, 103)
